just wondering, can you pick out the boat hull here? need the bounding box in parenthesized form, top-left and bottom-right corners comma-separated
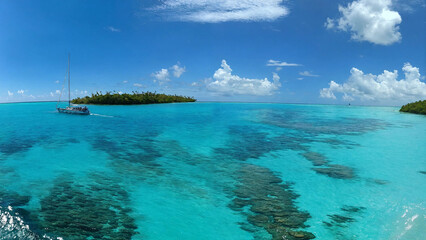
(57, 108, 90, 115)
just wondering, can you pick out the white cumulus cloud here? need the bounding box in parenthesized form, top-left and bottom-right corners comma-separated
(326, 0, 402, 45)
(320, 63, 426, 103)
(266, 59, 301, 67)
(207, 60, 281, 96)
(134, 83, 143, 87)
(17, 89, 25, 94)
(171, 63, 186, 78)
(151, 0, 289, 23)
(7, 90, 13, 96)
(152, 68, 170, 84)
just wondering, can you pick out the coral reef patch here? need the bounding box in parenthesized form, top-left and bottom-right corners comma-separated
(301, 152, 329, 166)
(323, 205, 365, 238)
(230, 164, 315, 240)
(312, 164, 355, 179)
(37, 173, 137, 240)
(259, 109, 387, 137)
(300, 151, 356, 179)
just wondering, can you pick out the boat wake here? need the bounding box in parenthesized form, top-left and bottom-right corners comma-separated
(90, 113, 114, 118)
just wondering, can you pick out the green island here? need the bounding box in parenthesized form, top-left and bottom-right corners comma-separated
(71, 91, 196, 105)
(400, 100, 426, 115)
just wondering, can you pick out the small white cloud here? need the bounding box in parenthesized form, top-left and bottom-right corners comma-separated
(7, 90, 13, 96)
(320, 63, 426, 103)
(326, 0, 402, 45)
(50, 92, 54, 97)
(151, 0, 289, 23)
(206, 60, 281, 96)
(123, 80, 128, 84)
(171, 63, 186, 78)
(55, 80, 60, 84)
(107, 26, 121, 32)
(118, 91, 123, 94)
(393, 0, 426, 13)
(134, 83, 143, 87)
(17, 89, 25, 94)
(299, 71, 319, 77)
(297, 77, 304, 81)
(55, 90, 61, 94)
(267, 59, 301, 67)
(152, 68, 170, 84)
(272, 72, 280, 83)
(324, 17, 335, 29)
(275, 67, 283, 72)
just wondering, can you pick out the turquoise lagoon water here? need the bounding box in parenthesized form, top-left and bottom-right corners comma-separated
(0, 102, 425, 240)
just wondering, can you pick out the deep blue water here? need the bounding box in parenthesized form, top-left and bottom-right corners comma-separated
(0, 102, 425, 240)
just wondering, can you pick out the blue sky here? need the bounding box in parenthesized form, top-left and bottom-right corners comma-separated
(0, 0, 425, 105)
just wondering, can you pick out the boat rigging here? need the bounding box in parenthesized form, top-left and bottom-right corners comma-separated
(56, 54, 90, 115)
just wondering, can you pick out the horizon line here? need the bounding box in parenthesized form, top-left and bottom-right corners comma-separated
(0, 100, 402, 107)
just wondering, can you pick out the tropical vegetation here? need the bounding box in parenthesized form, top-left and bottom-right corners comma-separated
(71, 91, 196, 105)
(400, 100, 426, 115)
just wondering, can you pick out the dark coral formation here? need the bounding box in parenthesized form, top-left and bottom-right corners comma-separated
(38, 173, 137, 240)
(259, 109, 387, 137)
(0, 189, 31, 208)
(312, 164, 355, 179)
(325, 214, 355, 225)
(419, 171, 426, 175)
(91, 134, 167, 179)
(323, 205, 365, 238)
(315, 138, 360, 149)
(210, 125, 316, 238)
(300, 151, 356, 179)
(0, 137, 38, 156)
(341, 205, 365, 213)
(301, 152, 329, 166)
(214, 126, 309, 161)
(230, 164, 315, 240)
(367, 178, 389, 185)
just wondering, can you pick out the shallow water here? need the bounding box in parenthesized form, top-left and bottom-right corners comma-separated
(0, 102, 425, 240)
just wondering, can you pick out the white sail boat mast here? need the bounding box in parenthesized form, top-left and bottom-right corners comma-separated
(68, 53, 70, 106)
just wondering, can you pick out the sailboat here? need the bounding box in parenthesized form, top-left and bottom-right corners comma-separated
(56, 54, 90, 115)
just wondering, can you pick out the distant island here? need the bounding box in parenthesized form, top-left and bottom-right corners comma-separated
(71, 92, 196, 105)
(400, 100, 426, 115)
